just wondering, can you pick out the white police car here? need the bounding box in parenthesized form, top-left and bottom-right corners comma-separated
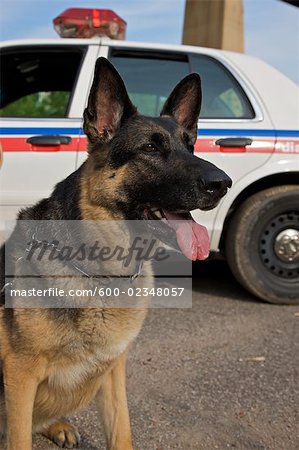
(0, 8, 298, 304)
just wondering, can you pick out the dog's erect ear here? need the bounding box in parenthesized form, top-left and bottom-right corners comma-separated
(160, 73, 201, 140)
(83, 57, 137, 145)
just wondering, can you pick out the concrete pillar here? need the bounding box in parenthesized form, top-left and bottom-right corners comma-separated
(182, 0, 244, 52)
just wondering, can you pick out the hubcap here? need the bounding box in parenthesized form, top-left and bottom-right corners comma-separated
(259, 212, 299, 279)
(274, 229, 299, 262)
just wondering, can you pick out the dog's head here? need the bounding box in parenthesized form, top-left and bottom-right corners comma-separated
(83, 57, 232, 260)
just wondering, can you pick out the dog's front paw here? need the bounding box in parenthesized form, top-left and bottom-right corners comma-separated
(42, 420, 80, 448)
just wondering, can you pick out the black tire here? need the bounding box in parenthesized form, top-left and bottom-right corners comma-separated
(225, 185, 299, 305)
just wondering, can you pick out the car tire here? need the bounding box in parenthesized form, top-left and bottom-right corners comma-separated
(225, 185, 299, 305)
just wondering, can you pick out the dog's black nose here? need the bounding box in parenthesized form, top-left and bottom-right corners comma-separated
(202, 170, 232, 196)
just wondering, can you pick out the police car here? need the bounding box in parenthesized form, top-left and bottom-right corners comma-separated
(0, 8, 298, 304)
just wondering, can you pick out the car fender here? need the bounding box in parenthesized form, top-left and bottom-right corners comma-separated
(210, 154, 299, 250)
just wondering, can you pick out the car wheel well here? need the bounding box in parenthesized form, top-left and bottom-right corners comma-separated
(220, 172, 299, 251)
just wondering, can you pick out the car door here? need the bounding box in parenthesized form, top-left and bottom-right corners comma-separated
(0, 43, 97, 225)
(188, 52, 276, 247)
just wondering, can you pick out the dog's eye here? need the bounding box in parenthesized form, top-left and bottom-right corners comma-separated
(144, 143, 158, 152)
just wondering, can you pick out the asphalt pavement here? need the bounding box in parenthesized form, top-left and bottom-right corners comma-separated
(20, 261, 299, 449)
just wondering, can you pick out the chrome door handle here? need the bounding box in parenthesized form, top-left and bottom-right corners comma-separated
(27, 135, 72, 146)
(215, 137, 252, 148)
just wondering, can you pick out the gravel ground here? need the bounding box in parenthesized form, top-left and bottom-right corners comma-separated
(9, 261, 299, 449)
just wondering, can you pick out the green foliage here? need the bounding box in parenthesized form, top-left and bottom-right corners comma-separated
(130, 93, 166, 116)
(219, 88, 243, 117)
(0, 91, 70, 118)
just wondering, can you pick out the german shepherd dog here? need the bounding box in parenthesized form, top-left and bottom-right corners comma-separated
(0, 58, 231, 450)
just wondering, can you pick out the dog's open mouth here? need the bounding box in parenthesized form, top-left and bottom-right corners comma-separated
(143, 208, 210, 261)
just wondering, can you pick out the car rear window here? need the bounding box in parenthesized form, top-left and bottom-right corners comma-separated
(190, 54, 255, 119)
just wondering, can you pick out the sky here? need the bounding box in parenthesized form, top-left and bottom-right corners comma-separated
(0, 0, 298, 84)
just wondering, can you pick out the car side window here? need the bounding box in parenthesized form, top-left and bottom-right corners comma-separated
(0, 46, 86, 118)
(190, 54, 255, 119)
(109, 50, 190, 116)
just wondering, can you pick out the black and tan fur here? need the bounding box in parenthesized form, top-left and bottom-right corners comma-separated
(0, 58, 231, 450)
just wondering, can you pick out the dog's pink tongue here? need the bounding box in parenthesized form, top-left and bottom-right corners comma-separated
(163, 212, 210, 261)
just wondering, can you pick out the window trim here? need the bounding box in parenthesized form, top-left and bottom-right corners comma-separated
(109, 48, 189, 63)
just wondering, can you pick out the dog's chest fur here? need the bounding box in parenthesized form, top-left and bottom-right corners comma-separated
(48, 331, 135, 390)
(48, 348, 116, 389)
(45, 307, 146, 390)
